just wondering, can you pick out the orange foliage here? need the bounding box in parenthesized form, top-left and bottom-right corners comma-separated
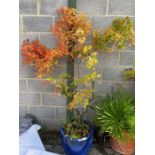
(21, 7, 92, 77)
(52, 7, 91, 59)
(21, 39, 60, 78)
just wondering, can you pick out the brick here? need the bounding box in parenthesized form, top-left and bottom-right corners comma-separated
(117, 82, 135, 95)
(94, 80, 117, 96)
(102, 67, 125, 81)
(19, 34, 39, 46)
(40, 0, 67, 15)
(29, 106, 55, 118)
(119, 52, 135, 66)
(97, 52, 119, 67)
(19, 17, 22, 32)
(56, 107, 66, 119)
(23, 16, 53, 32)
(19, 79, 26, 91)
(109, 0, 135, 16)
(19, 65, 36, 78)
(124, 49, 135, 53)
(52, 65, 66, 78)
(58, 57, 67, 66)
(19, 92, 40, 105)
(42, 94, 66, 106)
(77, 0, 107, 15)
(42, 118, 64, 129)
(91, 16, 134, 30)
(27, 79, 53, 92)
(74, 65, 101, 78)
(19, 0, 37, 15)
(91, 16, 115, 30)
(40, 34, 56, 48)
(19, 106, 28, 116)
(85, 108, 96, 122)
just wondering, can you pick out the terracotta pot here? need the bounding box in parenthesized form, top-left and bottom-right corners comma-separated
(110, 134, 135, 155)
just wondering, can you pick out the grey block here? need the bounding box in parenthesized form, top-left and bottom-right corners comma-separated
(94, 80, 117, 96)
(42, 94, 66, 106)
(19, 0, 37, 15)
(91, 16, 134, 30)
(19, 17, 22, 32)
(119, 52, 135, 66)
(91, 16, 115, 30)
(85, 108, 96, 122)
(40, 0, 67, 15)
(19, 106, 28, 116)
(77, 0, 107, 15)
(51, 65, 66, 78)
(23, 16, 53, 32)
(30, 106, 55, 118)
(42, 118, 64, 129)
(58, 57, 67, 66)
(97, 52, 119, 67)
(124, 49, 135, 52)
(27, 79, 53, 92)
(19, 65, 36, 78)
(74, 65, 101, 78)
(117, 82, 135, 95)
(56, 107, 66, 119)
(19, 34, 39, 46)
(40, 34, 56, 48)
(19, 79, 26, 92)
(109, 0, 135, 15)
(19, 92, 40, 105)
(102, 67, 125, 81)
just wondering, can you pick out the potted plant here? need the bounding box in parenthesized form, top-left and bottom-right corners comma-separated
(122, 68, 135, 81)
(95, 89, 135, 155)
(21, 7, 99, 155)
(92, 16, 135, 52)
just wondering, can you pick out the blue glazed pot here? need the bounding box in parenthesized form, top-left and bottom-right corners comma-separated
(60, 123, 94, 155)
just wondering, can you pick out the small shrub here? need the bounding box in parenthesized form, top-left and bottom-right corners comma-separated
(92, 17, 135, 52)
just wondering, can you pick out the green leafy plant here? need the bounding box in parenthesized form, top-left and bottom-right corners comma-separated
(122, 68, 135, 81)
(21, 7, 135, 140)
(92, 17, 135, 51)
(21, 7, 99, 139)
(63, 119, 90, 139)
(95, 89, 135, 141)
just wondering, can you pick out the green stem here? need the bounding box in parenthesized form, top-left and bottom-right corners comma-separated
(68, 0, 76, 8)
(67, 57, 74, 120)
(67, 0, 77, 120)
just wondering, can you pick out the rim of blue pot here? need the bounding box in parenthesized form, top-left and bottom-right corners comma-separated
(60, 122, 94, 142)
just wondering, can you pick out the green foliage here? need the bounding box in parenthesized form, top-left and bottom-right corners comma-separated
(45, 45, 99, 138)
(95, 89, 135, 141)
(122, 68, 135, 81)
(63, 119, 90, 139)
(92, 17, 135, 51)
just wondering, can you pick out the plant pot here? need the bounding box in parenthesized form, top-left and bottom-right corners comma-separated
(60, 123, 94, 155)
(110, 134, 135, 155)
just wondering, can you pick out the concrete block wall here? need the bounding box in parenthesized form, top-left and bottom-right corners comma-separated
(19, 0, 135, 129)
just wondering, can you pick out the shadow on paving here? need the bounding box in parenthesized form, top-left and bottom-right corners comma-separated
(39, 129, 124, 155)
